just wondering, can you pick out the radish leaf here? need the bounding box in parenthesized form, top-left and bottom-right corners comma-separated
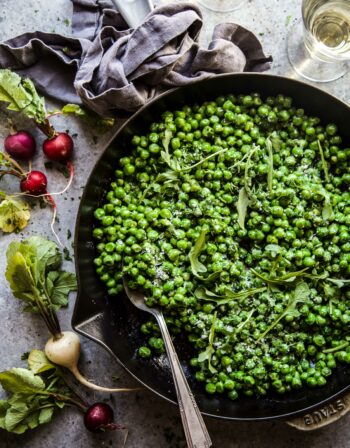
(0, 69, 46, 123)
(0, 196, 30, 233)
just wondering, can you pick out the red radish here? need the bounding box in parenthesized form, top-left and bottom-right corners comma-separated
(20, 170, 47, 195)
(43, 132, 73, 162)
(4, 130, 36, 161)
(84, 403, 124, 433)
(42, 132, 75, 201)
(19, 170, 62, 245)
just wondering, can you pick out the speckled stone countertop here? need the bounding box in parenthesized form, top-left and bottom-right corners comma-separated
(0, 1, 349, 447)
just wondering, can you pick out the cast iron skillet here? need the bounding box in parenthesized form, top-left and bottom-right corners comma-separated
(72, 73, 350, 421)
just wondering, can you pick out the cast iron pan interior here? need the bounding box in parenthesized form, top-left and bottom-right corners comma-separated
(72, 73, 350, 421)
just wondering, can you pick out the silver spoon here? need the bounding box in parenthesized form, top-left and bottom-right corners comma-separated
(123, 280, 212, 448)
(111, 0, 154, 28)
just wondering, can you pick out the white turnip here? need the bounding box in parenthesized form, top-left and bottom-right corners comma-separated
(45, 331, 140, 393)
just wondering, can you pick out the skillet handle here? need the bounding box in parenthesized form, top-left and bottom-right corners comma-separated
(286, 390, 350, 430)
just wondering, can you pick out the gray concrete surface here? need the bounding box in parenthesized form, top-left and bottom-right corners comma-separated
(0, 0, 349, 447)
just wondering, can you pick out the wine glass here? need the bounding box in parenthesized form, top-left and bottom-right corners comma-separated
(196, 0, 246, 13)
(287, 0, 350, 82)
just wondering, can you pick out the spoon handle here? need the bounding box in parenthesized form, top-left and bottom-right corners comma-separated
(155, 312, 212, 448)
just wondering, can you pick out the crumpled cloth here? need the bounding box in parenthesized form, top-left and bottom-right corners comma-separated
(0, 0, 272, 116)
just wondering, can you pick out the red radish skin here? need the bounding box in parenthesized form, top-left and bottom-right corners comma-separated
(43, 132, 74, 162)
(84, 403, 124, 433)
(20, 170, 47, 195)
(4, 130, 36, 161)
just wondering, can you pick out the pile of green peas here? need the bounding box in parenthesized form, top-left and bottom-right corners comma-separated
(93, 92, 350, 400)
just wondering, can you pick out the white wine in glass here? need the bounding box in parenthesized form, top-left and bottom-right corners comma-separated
(288, 0, 350, 82)
(196, 0, 246, 13)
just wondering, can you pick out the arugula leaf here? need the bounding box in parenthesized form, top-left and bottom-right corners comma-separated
(323, 341, 349, 354)
(161, 129, 181, 171)
(236, 187, 250, 230)
(5, 237, 77, 335)
(327, 278, 350, 288)
(243, 145, 259, 198)
(270, 132, 282, 151)
(0, 69, 46, 123)
(188, 229, 207, 277)
(182, 147, 229, 172)
(251, 267, 309, 285)
(195, 286, 266, 305)
(0, 197, 31, 233)
(300, 182, 333, 221)
(265, 244, 282, 258)
(318, 140, 330, 183)
(195, 287, 222, 300)
(198, 312, 217, 374)
(28, 351, 56, 375)
(257, 282, 310, 341)
(266, 138, 274, 194)
(156, 170, 179, 183)
(235, 309, 255, 334)
(0, 368, 45, 394)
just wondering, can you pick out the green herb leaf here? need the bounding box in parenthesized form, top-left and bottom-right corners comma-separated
(322, 202, 333, 221)
(28, 351, 56, 375)
(157, 170, 179, 183)
(252, 267, 309, 285)
(299, 182, 333, 221)
(188, 229, 207, 277)
(258, 282, 310, 341)
(0, 197, 31, 233)
(0, 368, 45, 394)
(236, 187, 250, 230)
(198, 312, 217, 374)
(195, 286, 266, 305)
(327, 278, 350, 288)
(0, 69, 46, 123)
(235, 309, 255, 333)
(318, 140, 330, 183)
(266, 138, 274, 194)
(161, 129, 181, 171)
(194, 287, 222, 300)
(265, 244, 282, 258)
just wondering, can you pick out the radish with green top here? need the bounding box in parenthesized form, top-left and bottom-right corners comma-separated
(5, 236, 140, 394)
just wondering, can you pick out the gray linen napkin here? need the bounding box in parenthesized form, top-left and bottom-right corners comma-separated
(0, 0, 272, 116)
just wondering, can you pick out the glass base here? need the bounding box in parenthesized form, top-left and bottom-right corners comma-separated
(196, 0, 246, 12)
(287, 21, 348, 83)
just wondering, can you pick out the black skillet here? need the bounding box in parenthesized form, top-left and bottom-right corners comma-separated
(72, 73, 350, 422)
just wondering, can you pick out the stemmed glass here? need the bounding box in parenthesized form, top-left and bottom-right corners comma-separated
(287, 0, 350, 82)
(196, 0, 246, 13)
